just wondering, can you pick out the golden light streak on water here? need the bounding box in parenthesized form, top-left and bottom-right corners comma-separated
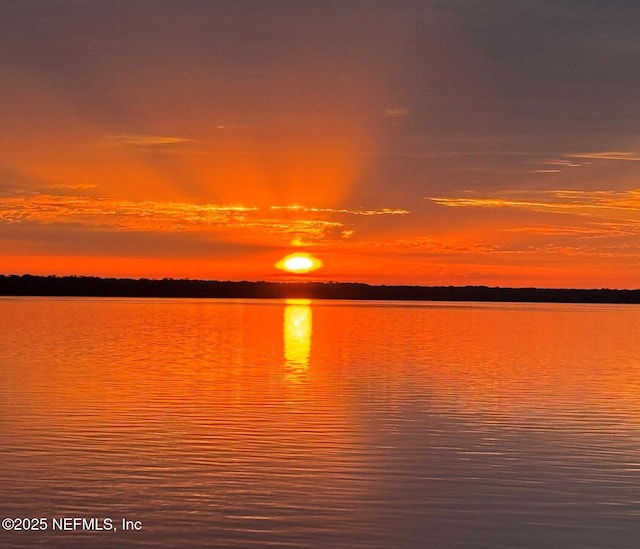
(284, 300, 312, 381)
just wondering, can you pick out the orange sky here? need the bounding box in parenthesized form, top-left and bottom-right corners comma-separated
(1, 2, 640, 288)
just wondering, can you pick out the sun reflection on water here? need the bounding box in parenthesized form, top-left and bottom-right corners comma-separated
(284, 299, 312, 380)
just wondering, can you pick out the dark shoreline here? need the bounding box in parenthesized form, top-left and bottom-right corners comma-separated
(1, 274, 639, 304)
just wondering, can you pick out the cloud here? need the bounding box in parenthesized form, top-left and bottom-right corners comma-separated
(566, 151, 640, 161)
(1, 193, 407, 245)
(44, 184, 100, 195)
(109, 134, 194, 148)
(545, 159, 583, 167)
(367, 230, 640, 261)
(428, 188, 640, 216)
(427, 188, 640, 250)
(270, 204, 409, 216)
(0, 194, 255, 228)
(368, 236, 502, 256)
(502, 223, 640, 237)
(48, 184, 99, 190)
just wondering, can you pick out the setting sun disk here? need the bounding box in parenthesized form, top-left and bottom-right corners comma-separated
(275, 253, 322, 274)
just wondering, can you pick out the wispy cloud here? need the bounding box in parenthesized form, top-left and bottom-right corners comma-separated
(0, 194, 256, 228)
(566, 151, 640, 161)
(270, 204, 409, 216)
(502, 222, 640, 237)
(43, 184, 100, 195)
(0, 193, 407, 244)
(109, 134, 194, 147)
(545, 159, 583, 167)
(427, 188, 640, 251)
(428, 188, 640, 216)
(47, 184, 99, 190)
(368, 236, 502, 256)
(368, 231, 640, 261)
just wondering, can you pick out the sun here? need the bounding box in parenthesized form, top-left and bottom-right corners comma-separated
(275, 252, 323, 274)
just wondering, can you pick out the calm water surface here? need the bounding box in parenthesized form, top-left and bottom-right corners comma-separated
(1, 298, 640, 548)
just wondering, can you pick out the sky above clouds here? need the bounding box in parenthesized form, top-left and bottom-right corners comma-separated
(2, 0, 640, 287)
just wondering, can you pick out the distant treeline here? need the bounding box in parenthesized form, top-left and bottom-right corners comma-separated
(1, 274, 639, 303)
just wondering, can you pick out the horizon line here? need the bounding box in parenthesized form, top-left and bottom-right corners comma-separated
(1, 273, 639, 294)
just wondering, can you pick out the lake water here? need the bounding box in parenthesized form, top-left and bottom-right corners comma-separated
(1, 297, 640, 548)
